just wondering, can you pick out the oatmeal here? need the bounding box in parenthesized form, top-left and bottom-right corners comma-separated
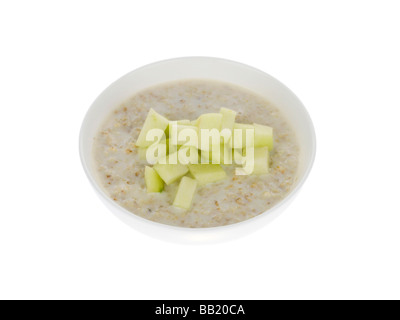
(93, 80, 299, 228)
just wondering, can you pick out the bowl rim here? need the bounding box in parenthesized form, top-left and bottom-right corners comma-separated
(79, 56, 317, 236)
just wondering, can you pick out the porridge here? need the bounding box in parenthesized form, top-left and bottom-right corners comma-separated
(93, 80, 299, 228)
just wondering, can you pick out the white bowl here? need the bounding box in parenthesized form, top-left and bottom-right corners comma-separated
(79, 57, 316, 243)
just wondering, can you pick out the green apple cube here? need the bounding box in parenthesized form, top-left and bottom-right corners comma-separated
(138, 147, 147, 160)
(200, 145, 219, 164)
(177, 119, 191, 125)
(198, 128, 222, 151)
(163, 139, 169, 154)
(220, 107, 237, 132)
(167, 120, 191, 138)
(197, 113, 222, 131)
(136, 109, 169, 147)
(173, 176, 198, 210)
(251, 147, 270, 175)
(153, 155, 189, 185)
(139, 139, 169, 163)
(145, 166, 164, 193)
(178, 146, 199, 165)
(188, 164, 227, 185)
(169, 123, 199, 148)
(254, 123, 273, 150)
(200, 144, 233, 165)
(232, 123, 255, 148)
(233, 149, 245, 166)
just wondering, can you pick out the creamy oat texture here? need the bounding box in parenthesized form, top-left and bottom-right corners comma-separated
(93, 80, 299, 228)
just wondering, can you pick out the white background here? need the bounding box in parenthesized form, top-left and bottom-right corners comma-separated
(1, 1, 399, 300)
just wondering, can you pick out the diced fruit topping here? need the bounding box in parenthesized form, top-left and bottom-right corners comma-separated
(188, 164, 227, 185)
(173, 177, 198, 210)
(153, 157, 189, 185)
(197, 113, 223, 131)
(254, 123, 273, 150)
(143, 139, 169, 164)
(252, 147, 270, 175)
(240, 147, 270, 175)
(136, 109, 169, 147)
(138, 147, 147, 161)
(176, 119, 191, 125)
(198, 128, 222, 151)
(232, 123, 255, 148)
(200, 144, 233, 164)
(220, 107, 237, 132)
(178, 146, 199, 165)
(169, 123, 199, 148)
(145, 166, 164, 193)
(134, 109, 275, 210)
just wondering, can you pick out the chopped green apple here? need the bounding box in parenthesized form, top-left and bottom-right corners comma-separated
(233, 149, 245, 166)
(133, 108, 276, 208)
(166, 120, 191, 137)
(235, 147, 269, 175)
(220, 107, 237, 132)
(198, 128, 221, 151)
(200, 144, 220, 164)
(153, 153, 189, 185)
(188, 164, 227, 185)
(173, 176, 198, 210)
(145, 166, 164, 193)
(254, 123, 273, 150)
(163, 139, 169, 154)
(197, 113, 223, 131)
(242, 147, 270, 175)
(140, 139, 169, 163)
(234, 123, 254, 131)
(252, 147, 270, 174)
(136, 109, 169, 147)
(138, 147, 147, 160)
(232, 123, 255, 149)
(169, 123, 199, 148)
(200, 144, 233, 165)
(177, 119, 191, 125)
(178, 146, 199, 165)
